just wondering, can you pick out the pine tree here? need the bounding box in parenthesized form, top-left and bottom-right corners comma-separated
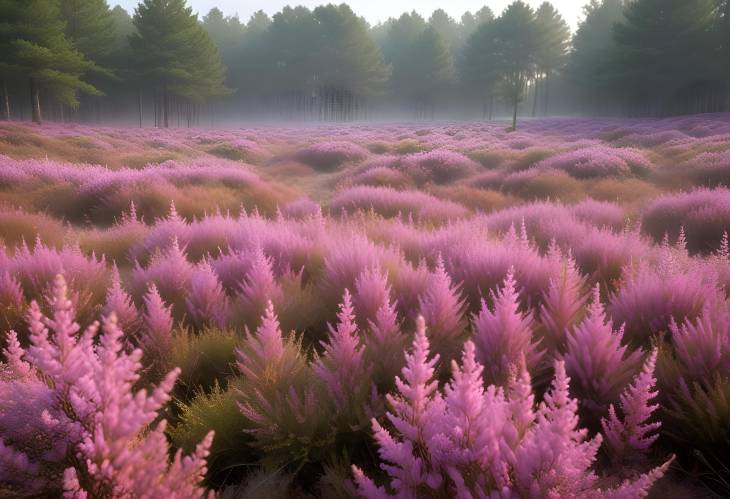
(60, 0, 115, 62)
(129, 0, 229, 127)
(0, 0, 100, 123)
(489, 1, 540, 130)
(613, 0, 719, 115)
(532, 2, 570, 115)
(567, 0, 624, 114)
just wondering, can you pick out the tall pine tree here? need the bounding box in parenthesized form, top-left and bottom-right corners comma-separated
(533, 2, 570, 116)
(130, 0, 229, 127)
(613, 0, 719, 115)
(0, 0, 99, 122)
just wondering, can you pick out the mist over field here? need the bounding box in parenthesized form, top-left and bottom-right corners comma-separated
(1, 1, 730, 498)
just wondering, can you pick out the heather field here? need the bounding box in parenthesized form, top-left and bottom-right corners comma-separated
(1, 115, 730, 497)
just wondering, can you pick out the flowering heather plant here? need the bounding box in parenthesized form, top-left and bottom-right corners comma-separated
(642, 187, 730, 254)
(533, 146, 652, 179)
(296, 141, 369, 171)
(0, 275, 211, 497)
(418, 256, 467, 365)
(352, 319, 672, 498)
(602, 349, 662, 465)
(564, 285, 643, 422)
(329, 185, 470, 223)
(472, 268, 543, 386)
(4, 117, 730, 495)
(236, 301, 333, 469)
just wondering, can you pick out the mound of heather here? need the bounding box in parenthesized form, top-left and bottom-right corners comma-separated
(329, 185, 469, 223)
(534, 146, 652, 179)
(399, 149, 479, 184)
(208, 138, 268, 164)
(642, 187, 730, 253)
(295, 141, 368, 171)
(681, 150, 730, 187)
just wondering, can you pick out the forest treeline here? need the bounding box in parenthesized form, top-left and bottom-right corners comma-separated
(1, 0, 729, 127)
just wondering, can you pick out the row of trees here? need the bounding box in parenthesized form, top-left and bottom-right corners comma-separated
(0, 0, 228, 125)
(1, 0, 729, 126)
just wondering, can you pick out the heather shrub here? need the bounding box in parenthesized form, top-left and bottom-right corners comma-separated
(503, 168, 585, 201)
(472, 269, 542, 386)
(348, 166, 412, 189)
(534, 146, 652, 179)
(392, 139, 427, 154)
(236, 301, 334, 469)
(398, 149, 479, 184)
(564, 285, 643, 425)
(679, 150, 730, 187)
(296, 141, 368, 171)
(0, 207, 67, 249)
(587, 178, 660, 204)
(170, 380, 252, 488)
(0, 275, 212, 497)
(352, 323, 672, 498)
(169, 328, 239, 398)
(609, 265, 714, 346)
(428, 185, 513, 213)
(329, 186, 470, 223)
(642, 188, 730, 254)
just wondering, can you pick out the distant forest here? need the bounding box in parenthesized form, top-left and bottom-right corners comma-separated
(1, 0, 729, 126)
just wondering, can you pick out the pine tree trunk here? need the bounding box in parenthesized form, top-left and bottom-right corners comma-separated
(532, 78, 539, 117)
(2, 80, 9, 120)
(137, 88, 142, 128)
(30, 78, 41, 124)
(544, 72, 551, 116)
(163, 82, 169, 128)
(512, 95, 518, 131)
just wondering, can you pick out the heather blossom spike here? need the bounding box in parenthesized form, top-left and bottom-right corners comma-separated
(601, 349, 662, 464)
(564, 284, 643, 420)
(0, 274, 211, 497)
(102, 264, 139, 337)
(313, 289, 369, 409)
(418, 255, 466, 362)
(235, 246, 282, 327)
(186, 260, 230, 329)
(142, 283, 174, 356)
(472, 267, 542, 386)
(539, 253, 589, 352)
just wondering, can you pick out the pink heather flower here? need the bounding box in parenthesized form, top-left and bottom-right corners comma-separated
(236, 300, 285, 381)
(1, 274, 211, 497)
(313, 289, 369, 409)
(354, 267, 392, 327)
(564, 285, 643, 421)
(670, 303, 730, 381)
(472, 268, 542, 386)
(235, 246, 282, 328)
(601, 349, 661, 464)
(2, 330, 31, 379)
(186, 260, 230, 329)
(418, 255, 467, 362)
(539, 253, 589, 352)
(102, 264, 139, 338)
(513, 360, 603, 496)
(0, 271, 24, 312)
(355, 343, 672, 497)
(142, 284, 174, 356)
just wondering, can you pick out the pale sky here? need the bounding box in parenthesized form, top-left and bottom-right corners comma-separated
(113, 1, 584, 31)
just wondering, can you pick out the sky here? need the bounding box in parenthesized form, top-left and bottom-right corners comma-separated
(113, 1, 585, 31)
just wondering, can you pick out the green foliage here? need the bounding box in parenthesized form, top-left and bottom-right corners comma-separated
(130, 0, 229, 103)
(169, 327, 240, 398)
(60, 0, 115, 62)
(0, 0, 100, 109)
(169, 380, 254, 487)
(613, 0, 721, 110)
